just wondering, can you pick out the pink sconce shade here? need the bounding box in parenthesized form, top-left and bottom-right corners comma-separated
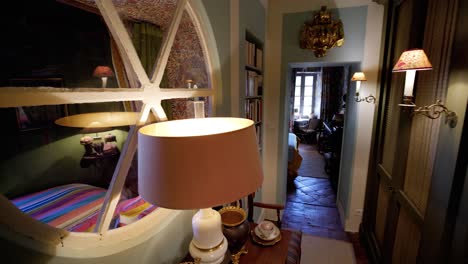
(138, 117, 264, 209)
(351, 72, 367, 81)
(93, 66, 114, 77)
(392, 49, 433, 72)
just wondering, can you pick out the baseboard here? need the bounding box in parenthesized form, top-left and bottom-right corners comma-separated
(360, 224, 381, 263)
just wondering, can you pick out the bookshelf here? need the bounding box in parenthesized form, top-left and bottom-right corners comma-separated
(244, 32, 263, 150)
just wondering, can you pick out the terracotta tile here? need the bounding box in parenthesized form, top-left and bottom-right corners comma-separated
(283, 143, 368, 262)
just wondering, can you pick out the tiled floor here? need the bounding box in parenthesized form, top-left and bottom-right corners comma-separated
(283, 176, 349, 241)
(282, 142, 369, 263)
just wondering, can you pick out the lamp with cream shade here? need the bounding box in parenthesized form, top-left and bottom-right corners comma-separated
(138, 117, 263, 264)
(392, 49, 432, 106)
(392, 49, 457, 127)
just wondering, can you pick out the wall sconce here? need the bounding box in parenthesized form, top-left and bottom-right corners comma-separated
(392, 49, 457, 127)
(300, 6, 344, 58)
(351, 72, 375, 103)
(93, 66, 114, 88)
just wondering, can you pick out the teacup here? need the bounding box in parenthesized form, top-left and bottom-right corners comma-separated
(258, 220, 275, 238)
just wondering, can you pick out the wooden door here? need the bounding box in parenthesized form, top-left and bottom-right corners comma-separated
(361, 0, 459, 263)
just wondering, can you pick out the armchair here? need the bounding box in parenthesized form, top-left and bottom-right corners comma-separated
(296, 117, 322, 144)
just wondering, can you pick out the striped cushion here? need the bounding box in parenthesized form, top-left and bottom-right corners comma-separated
(12, 184, 107, 231)
(118, 196, 157, 226)
(12, 184, 158, 232)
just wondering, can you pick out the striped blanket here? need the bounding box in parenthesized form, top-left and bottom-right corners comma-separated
(12, 184, 157, 232)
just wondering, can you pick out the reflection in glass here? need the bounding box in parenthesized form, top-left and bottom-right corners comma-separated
(0, 0, 122, 88)
(0, 102, 145, 232)
(164, 11, 210, 88)
(162, 97, 211, 120)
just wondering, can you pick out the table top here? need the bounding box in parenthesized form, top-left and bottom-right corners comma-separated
(239, 224, 293, 263)
(182, 223, 293, 264)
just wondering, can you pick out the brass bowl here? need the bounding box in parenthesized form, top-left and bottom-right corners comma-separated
(218, 206, 250, 254)
(219, 206, 247, 227)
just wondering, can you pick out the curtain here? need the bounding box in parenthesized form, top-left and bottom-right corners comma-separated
(320, 67, 344, 123)
(132, 22, 173, 119)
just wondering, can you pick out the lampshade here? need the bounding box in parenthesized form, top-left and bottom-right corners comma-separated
(351, 72, 367, 81)
(392, 49, 433, 72)
(93, 66, 114, 77)
(55, 112, 139, 128)
(138, 117, 264, 209)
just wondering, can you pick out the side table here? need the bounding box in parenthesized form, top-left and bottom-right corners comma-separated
(181, 224, 302, 264)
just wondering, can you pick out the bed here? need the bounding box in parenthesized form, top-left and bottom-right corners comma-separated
(11, 183, 157, 232)
(288, 133, 303, 180)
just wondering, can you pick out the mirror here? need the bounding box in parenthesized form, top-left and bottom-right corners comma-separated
(0, 0, 132, 89)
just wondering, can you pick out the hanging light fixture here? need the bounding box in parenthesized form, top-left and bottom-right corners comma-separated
(300, 6, 344, 58)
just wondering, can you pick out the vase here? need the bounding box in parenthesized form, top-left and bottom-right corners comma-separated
(219, 206, 250, 254)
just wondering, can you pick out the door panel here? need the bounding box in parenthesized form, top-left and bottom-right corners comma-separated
(362, 0, 459, 262)
(380, 0, 414, 175)
(375, 181, 391, 247)
(392, 209, 421, 264)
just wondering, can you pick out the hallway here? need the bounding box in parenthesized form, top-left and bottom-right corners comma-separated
(282, 143, 368, 263)
(282, 143, 348, 241)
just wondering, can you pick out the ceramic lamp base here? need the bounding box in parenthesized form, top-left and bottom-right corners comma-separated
(189, 237, 228, 264)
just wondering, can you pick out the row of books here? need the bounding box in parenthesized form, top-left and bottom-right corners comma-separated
(246, 70, 263, 97)
(245, 98, 262, 123)
(245, 40, 263, 69)
(255, 125, 262, 148)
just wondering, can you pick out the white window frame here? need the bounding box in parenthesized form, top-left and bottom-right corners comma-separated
(0, 0, 221, 257)
(294, 72, 318, 118)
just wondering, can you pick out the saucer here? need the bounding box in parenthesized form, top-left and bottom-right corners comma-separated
(254, 224, 280, 241)
(251, 230, 282, 246)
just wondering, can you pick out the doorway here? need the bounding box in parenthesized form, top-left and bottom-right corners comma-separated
(283, 64, 351, 240)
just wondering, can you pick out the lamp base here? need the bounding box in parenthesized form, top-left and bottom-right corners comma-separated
(189, 237, 228, 264)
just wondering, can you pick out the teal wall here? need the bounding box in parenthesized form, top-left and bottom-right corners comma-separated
(202, 0, 231, 116)
(278, 7, 368, 205)
(281, 6, 367, 64)
(338, 63, 360, 217)
(240, 0, 266, 41)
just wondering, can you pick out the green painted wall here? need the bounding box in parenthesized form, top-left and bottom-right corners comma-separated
(338, 63, 360, 217)
(279, 6, 368, 205)
(1, 128, 128, 198)
(201, 0, 231, 117)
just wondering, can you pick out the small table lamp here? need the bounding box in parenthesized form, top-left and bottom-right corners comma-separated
(93, 66, 114, 88)
(138, 117, 263, 264)
(55, 112, 141, 165)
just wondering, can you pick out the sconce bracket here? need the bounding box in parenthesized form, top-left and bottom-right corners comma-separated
(400, 100, 458, 128)
(355, 94, 376, 104)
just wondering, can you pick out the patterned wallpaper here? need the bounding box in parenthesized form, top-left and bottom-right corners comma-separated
(75, 0, 210, 118)
(76, 0, 209, 88)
